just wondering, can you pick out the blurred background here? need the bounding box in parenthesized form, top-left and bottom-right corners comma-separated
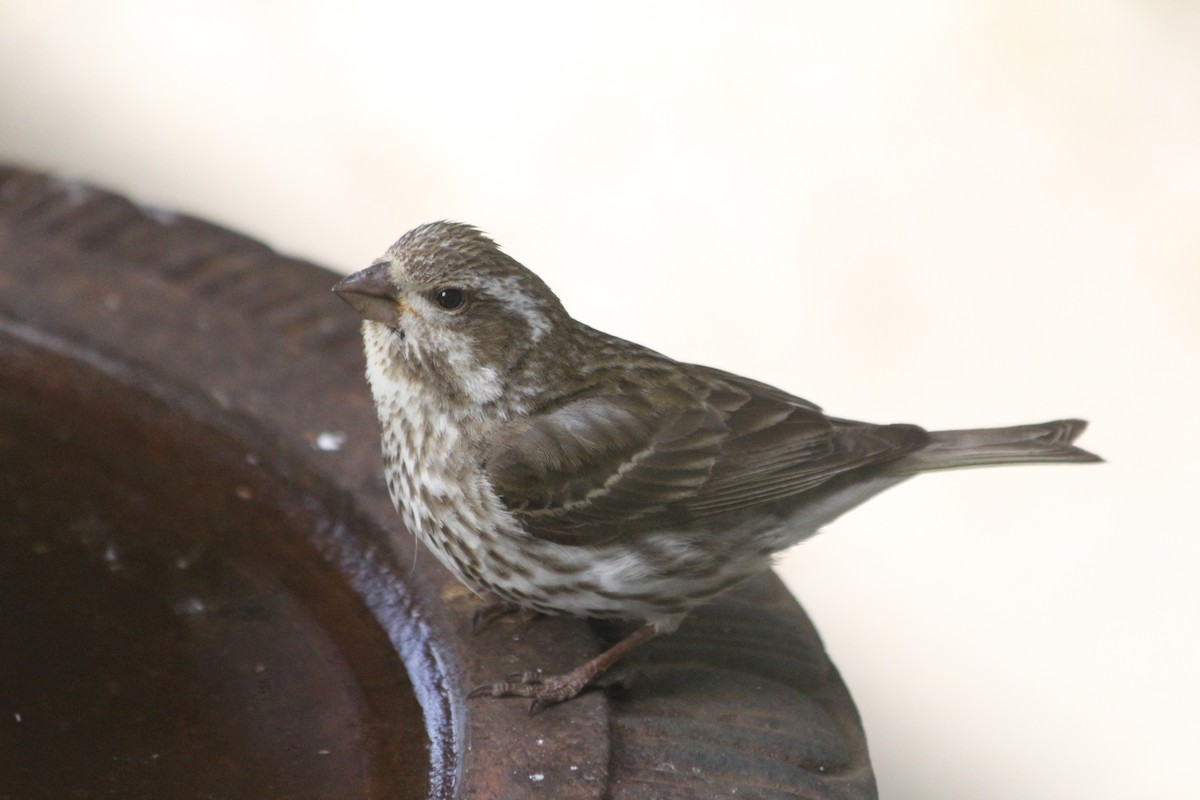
(2, 2, 1196, 798)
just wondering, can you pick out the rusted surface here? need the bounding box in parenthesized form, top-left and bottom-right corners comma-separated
(0, 165, 876, 799)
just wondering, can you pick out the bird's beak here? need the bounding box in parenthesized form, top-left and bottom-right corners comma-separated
(333, 263, 403, 325)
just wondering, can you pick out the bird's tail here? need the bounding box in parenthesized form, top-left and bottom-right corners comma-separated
(895, 419, 1102, 473)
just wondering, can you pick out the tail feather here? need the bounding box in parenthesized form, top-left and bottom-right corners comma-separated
(897, 419, 1102, 473)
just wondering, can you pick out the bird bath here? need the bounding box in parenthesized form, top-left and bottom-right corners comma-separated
(0, 166, 876, 799)
(0, 327, 428, 797)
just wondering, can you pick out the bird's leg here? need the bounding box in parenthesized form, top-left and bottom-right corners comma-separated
(471, 598, 543, 634)
(469, 623, 658, 714)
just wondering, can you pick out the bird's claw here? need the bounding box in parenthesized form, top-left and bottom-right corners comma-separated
(468, 665, 646, 713)
(468, 669, 590, 714)
(471, 601, 543, 634)
(471, 600, 518, 634)
(467, 625, 657, 711)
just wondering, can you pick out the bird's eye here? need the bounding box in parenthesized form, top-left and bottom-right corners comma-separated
(432, 287, 467, 311)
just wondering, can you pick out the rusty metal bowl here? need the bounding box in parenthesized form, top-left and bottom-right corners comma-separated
(0, 166, 876, 799)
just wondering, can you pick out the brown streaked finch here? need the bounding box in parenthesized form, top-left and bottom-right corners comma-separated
(333, 221, 1100, 713)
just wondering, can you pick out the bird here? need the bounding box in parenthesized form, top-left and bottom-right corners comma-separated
(333, 221, 1100, 713)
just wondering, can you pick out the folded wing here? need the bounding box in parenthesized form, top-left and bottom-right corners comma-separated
(483, 364, 928, 544)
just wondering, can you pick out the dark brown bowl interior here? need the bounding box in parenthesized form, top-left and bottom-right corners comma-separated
(0, 329, 428, 799)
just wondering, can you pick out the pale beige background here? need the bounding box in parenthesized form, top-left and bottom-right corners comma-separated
(3, 2, 1197, 798)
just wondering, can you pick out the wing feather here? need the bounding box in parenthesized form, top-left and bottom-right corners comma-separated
(482, 363, 929, 544)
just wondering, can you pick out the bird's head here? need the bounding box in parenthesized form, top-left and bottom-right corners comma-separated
(334, 221, 569, 407)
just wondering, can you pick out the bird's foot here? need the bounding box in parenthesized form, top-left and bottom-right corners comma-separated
(471, 600, 542, 634)
(468, 623, 658, 713)
(463, 666, 604, 714)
